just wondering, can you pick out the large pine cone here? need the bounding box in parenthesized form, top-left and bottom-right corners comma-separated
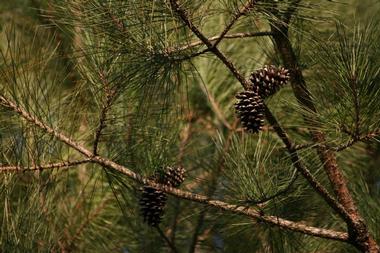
(235, 90, 265, 133)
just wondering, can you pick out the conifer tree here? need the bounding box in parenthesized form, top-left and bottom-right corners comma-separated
(0, 0, 380, 252)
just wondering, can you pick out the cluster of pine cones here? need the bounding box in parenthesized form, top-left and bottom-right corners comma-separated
(139, 166, 185, 227)
(235, 65, 290, 133)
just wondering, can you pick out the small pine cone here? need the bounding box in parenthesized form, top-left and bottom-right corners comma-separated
(249, 65, 290, 98)
(139, 167, 186, 227)
(139, 186, 167, 227)
(161, 166, 186, 187)
(235, 90, 264, 133)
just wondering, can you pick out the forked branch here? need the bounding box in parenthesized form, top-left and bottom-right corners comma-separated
(168, 0, 351, 224)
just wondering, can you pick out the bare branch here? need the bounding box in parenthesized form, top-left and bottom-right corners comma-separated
(94, 155, 348, 242)
(176, 48, 210, 61)
(0, 159, 92, 173)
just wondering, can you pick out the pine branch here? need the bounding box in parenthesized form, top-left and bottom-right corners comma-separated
(93, 156, 349, 243)
(93, 71, 117, 155)
(169, 0, 250, 88)
(168, 0, 352, 227)
(263, 106, 352, 222)
(212, 0, 256, 48)
(0, 159, 92, 173)
(168, 31, 273, 54)
(169, 32, 273, 61)
(0, 95, 93, 158)
(269, 8, 380, 252)
(334, 131, 380, 152)
(294, 130, 380, 152)
(0, 94, 350, 243)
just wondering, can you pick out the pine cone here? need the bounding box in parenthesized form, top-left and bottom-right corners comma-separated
(139, 186, 167, 226)
(161, 166, 186, 187)
(139, 166, 186, 227)
(249, 65, 290, 98)
(235, 90, 264, 133)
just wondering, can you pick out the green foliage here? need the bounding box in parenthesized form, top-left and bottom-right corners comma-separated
(0, 0, 380, 252)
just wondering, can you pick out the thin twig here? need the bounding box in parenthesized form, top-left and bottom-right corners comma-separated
(333, 131, 380, 152)
(0, 159, 92, 172)
(93, 71, 117, 155)
(169, 0, 250, 88)
(168, 31, 273, 54)
(294, 130, 380, 152)
(0, 94, 349, 243)
(212, 0, 256, 48)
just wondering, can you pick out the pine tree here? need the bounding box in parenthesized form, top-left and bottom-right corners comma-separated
(0, 0, 380, 252)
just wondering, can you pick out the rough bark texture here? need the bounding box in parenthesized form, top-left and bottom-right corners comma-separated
(270, 23, 379, 253)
